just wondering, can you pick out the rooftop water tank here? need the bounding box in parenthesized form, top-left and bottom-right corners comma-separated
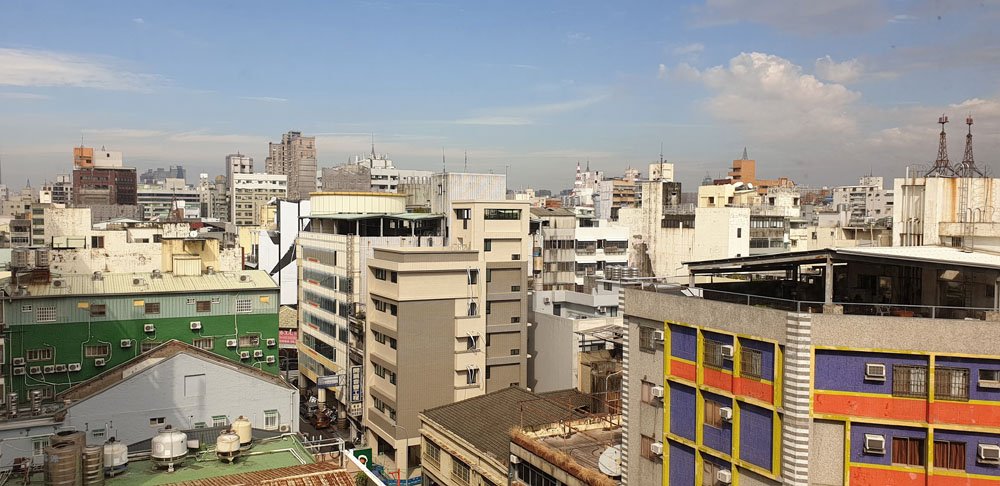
(35, 248, 50, 268)
(151, 426, 187, 470)
(11, 248, 31, 269)
(102, 439, 128, 477)
(231, 416, 252, 448)
(44, 442, 81, 486)
(216, 431, 241, 463)
(82, 445, 105, 486)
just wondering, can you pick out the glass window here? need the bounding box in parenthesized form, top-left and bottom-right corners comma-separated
(893, 365, 928, 398)
(35, 306, 57, 323)
(741, 347, 763, 380)
(235, 298, 253, 313)
(90, 304, 107, 317)
(935, 367, 969, 401)
(451, 456, 471, 483)
(892, 437, 925, 466)
(704, 339, 725, 369)
(264, 410, 279, 429)
(423, 438, 441, 466)
(934, 441, 966, 470)
(144, 302, 161, 314)
(704, 399, 723, 428)
(193, 337, 214, 350)
(84, 344, 110, 358)
(196, 301, 211, 312)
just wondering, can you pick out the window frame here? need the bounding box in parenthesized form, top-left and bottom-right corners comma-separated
(933, 440, 966, 470)
(235, 298, 253, 314)
(84, 344, 110, 358)
(703, 339, 725, 369)
(892, 365, 928, 398)
(704, 399, 723, 428)
(740, 347, 763, 380)
(196, 300, 212, 312)
(934, 366, 970, 402)
(89, 304, 107, 317)
(144, 302, 161, 314)
(891, 436, 925, 466)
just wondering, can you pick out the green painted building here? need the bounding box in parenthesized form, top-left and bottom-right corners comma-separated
(1, 270, 280, 402)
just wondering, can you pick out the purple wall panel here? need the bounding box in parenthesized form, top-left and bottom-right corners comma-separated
(934, 429, 1000, 477)
(850, 423, 926, 466)
(670, 324, 697, 362)
(702, 391, 732, 455)
(739, 402, 773, 470)
(815, 350, 928, 394)
(670, 382, 697, 441)
(669, 440, 696, 486)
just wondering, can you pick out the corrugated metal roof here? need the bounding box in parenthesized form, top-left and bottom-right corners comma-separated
(307, 212, 443, 221)
(836, 246, 1000, 270)
(7, 270, 278, 299)
(167, 462, 355, 486)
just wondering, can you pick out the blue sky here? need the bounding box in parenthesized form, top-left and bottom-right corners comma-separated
(1, 0, 998, 191)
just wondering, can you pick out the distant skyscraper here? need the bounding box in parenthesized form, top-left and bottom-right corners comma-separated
(139, 166, 187, 185)
(265, 131, 316, 201)
(72, 146, 137, 206)
(225, 153, 253, 187)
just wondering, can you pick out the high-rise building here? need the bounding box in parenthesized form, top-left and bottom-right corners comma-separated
(71, 146, 138, 206)
(229, 173, 287, 225)
(449, 201, 530, 392)
(41, 174, 72, 206)
(139, 166, 187, 185)
(364, 247, 487, 481)
(265, 131, 316, 201)
(225, 153, 253, 186)
(137, 179, 201, 220)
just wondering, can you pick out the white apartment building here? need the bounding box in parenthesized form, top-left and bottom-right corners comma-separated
(832, 175, 893, 225)
(229, 173, 288, 226)
(893, 174, 1000, 253)
(225, 153, 254, 186)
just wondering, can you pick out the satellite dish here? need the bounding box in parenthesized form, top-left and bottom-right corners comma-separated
(597, 445, 622, 477)
(189, 230, 199, 238)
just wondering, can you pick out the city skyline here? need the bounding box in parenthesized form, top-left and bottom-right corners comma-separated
(1, 1, 999, 190)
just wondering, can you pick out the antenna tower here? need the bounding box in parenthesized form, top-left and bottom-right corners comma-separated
(925, 115, 957, 177)
(958, 116, 983, 178)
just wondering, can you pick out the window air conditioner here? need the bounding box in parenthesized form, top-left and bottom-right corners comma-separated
(864, 434, 885, 454)
(865, 363, 886, 381)
(651, 386, 665, 399)
(720, 344, 735, 359)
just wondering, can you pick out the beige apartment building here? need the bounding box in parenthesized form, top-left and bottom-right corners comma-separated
(449, 200, 530, 392)
(265, 131, 317, 201)
(364, 247, 487, 481)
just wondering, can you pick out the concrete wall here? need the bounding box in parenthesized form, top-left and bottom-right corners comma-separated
(624, 316, 663, 485)
(64, 352, 297, 447)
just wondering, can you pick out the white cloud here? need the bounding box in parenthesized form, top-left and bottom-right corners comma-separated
(454, 116, 533, 126)
(814, 55, 864, 83)
(657, 64, 668, 79)
(682, 52, 861, 138)
(240, 96, 288, 103)
(167, 131, 267, 144)
(672, 43, 705, 56)
(132, 17, 145, 24)
(0, 92, 50, 100)
(0, 48, 158, 91)
(82, 128, 165, 138)
(888, 14, 918, 23)
(565, 32, 591, 44)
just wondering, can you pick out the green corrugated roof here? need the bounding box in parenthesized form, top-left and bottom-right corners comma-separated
(7, 270, 278, 299)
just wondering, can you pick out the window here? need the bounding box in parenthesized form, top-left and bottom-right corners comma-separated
(91, 236, 104, 248)
(235, 298, 253, 313)
(641, 434, 658, 460)
(193, 337, 214, 350)
(90, 304, 107, 317)
(511, 254, 520, 260)
(741, 348, 763, 380)
(484, 208, 521, 220)
(893, 365, 928, 398)
(193, 422, 207, 429)
(373, 298, 387, 312)
(149, 417, 166, 427)
(27, 347, 53, 362)
(980, 369, 1000, 388)
(510, 349, 520, 356)
(141, 341, 162, 353)
(264, 410, 279, 430)
(466, 335, 479, 350)
(511, 316, 520, 323)
(21, 304, 32, 313)
(212, 415, 228, 427)
(144, 302, 161, 314)
(468, 301, 478, 317)
(736, 228, 742, 238)
(374, 268, 387, 280)
(704, 339, 725, 369)
(466, 367, 479, 385)
(389, 304, 397, 316)
(238, 334, 261, 347)
(486, 269, 492, 282)
(423, 439, 441, 466)
(452, 456, 471, 483)
(84, 344, 110, 358)
(390, 271, 397, 283)
(935, 367, 970, 401)
(892, 437, 925, 466)
(35, 306, 56, 323)
(196, 300, 211, 312)
(486, 302, 491, 315)
(704, 400, 723, 428)
(511, 285, 521, 292)
(484, 239, 492, 251)
(639, 327, 656, 353)
(32, 438, 49, 458)
(934, 441, 966, 470)
(467, 270, 477, 285)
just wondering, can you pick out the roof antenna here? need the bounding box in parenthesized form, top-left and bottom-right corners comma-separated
(464, 150, 468, 172)
(442, 148, 446, 173)
(370, 133, 376, 159)
(742, 146, 748, 160)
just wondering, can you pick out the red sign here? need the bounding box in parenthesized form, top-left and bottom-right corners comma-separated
(279, 330, 298, 345)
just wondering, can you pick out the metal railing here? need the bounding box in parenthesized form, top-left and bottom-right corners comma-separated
(642, 283, 996, 320)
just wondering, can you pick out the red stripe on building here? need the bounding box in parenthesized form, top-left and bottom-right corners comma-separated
(703, 366, 733, 393)
(930, 401, 1000, 428)
(670, 359, 697, 382)
(813, 392, 927, 421)
(928, 474, 1000, 485)
(850, 467, 925, 485)
(734, 376, 773, 404)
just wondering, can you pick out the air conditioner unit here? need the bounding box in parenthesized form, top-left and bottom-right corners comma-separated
(143, 324, 155, 333)
(68, 363, 81, 372)
(13, 367, 24, 376)
(264, 338, 276, 348)
(253, 350, 263, 358)
(94, 358, 106, 367)
(28, 366, 41, 375)
(12, 357, 24, 366)
(979, 444, 1000, 464)
(543, 298, 551, 305)
(652, 330, 665, 342)
(864, 434, 886, 454)
(54, 364, 66, 373)
(716, 469, 733, 484)
(865, 363, 886, 381)
(226, 339, 238, 348)
(720, 407, 733, 422)
(52, 279, 66, 288)
(509, 454, 522, 464)
(720, 344, 735, 359)
(42, 365, 54, 374)
(649, 442, 664, 456)
(190, 321, 202, 330)
(266, 355, 276, 364)
(278, 424, 290, 433)
(132, 278, 144, 286)
(239, 351, 250, 360)
(651, 386, 665, 399)
(120, 339, 132, 348)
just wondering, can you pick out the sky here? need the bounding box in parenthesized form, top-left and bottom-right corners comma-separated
(1, 0, 999, 191)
